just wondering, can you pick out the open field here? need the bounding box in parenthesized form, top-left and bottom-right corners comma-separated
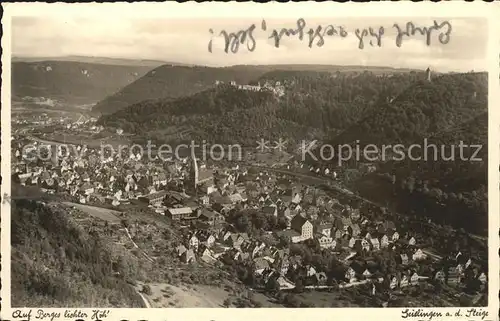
(61, 201, 122, 222)
(135, 282, 229, 308)
(134, 281, 281, 308)
(293, 290, 363, 307)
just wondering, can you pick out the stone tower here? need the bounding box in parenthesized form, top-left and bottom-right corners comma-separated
(426, 67, 432, 82)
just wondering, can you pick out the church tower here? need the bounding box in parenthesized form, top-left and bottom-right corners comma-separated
(425, 67, 432, 82)
(190, 147, 199, 188)
(51, 144, 58, 167)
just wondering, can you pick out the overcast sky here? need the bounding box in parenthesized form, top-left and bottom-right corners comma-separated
(12, 16, 488, 72)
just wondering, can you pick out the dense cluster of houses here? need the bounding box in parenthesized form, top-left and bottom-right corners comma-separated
(11, 130, 488, 295)
(12, 137, 190, 206)
(154, 168, 488, 293)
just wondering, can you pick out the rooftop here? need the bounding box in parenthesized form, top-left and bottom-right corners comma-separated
(168, 207, 193, 215)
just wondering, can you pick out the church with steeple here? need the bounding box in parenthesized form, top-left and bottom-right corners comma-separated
(190, 150, 200, 188)
(189, 148, 214, 194)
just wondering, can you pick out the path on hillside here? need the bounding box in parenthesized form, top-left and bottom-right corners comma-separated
(124, 227, 139, 248)
(136, 290, 152, 308)
(123, 227, 154, 263)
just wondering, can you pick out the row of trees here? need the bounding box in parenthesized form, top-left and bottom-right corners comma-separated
(226, 208, 288, 235)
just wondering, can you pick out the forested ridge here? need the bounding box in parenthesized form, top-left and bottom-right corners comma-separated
(361, 112, 488, 235)
(330, 72, 487, 148)
(92, 64, 419, 116)
(98, 70, 430, 145)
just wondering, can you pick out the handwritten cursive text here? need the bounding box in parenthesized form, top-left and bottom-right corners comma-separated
(393, 20, 452, 48)
(306, 24, 348, 48)
(355, 26, 384, 49)
(268, 18, 306, 48)
(208, 24, 258, 54)
(208, 19, 453, 54)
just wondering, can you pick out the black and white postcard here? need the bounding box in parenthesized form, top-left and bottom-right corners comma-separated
(1, 2, 498, 321)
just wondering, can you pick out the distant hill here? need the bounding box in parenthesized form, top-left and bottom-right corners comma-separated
(12, 61, 156, 105)
(12, 56, 175, 67)
(91, 64, 421, 116)
(232, 64, 419, 75)
(91, 65, 276, 115)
